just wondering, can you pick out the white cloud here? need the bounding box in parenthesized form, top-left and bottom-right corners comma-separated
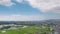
(0, 14, 60, 21)
(0, 0, 15, 6)
(16, 0, 24, 3)
(26, 0, 60, 13)
(0, 0, 60, 13)
(0, 15, 44, 21)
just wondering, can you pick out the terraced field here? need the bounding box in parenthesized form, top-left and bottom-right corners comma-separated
(0, 26, 53, 34)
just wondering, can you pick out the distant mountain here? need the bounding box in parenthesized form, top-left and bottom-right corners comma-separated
(45, 19, 60, 23)
(0, 19, 60, 25)
(40, 19, 60, 25)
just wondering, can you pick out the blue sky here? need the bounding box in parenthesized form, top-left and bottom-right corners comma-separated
(0, 1, 41, 15)
(0, 0, 60, 21)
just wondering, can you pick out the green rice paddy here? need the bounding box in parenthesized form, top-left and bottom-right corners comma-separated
(0, 26, 53, 34)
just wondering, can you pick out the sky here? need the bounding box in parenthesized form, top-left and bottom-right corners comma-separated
(0, 0, 60, 21)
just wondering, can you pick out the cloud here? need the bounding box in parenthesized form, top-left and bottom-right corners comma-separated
(26, 0, 60, 13)
(16, 0, 24, 3)
(0, 15, 44, 21)
(0, 0, 60, 13)
(0, 14, 60, 21)
(48, 6, 60, 13)
(0, 0, 15, 6)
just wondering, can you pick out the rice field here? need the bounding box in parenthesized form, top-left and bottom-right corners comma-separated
(0, 26, 53, 34)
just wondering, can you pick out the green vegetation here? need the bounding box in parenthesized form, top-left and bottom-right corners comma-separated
(0, 26, 53, 34)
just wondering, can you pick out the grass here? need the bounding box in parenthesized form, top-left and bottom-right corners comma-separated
(0, 26, 53, 34)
